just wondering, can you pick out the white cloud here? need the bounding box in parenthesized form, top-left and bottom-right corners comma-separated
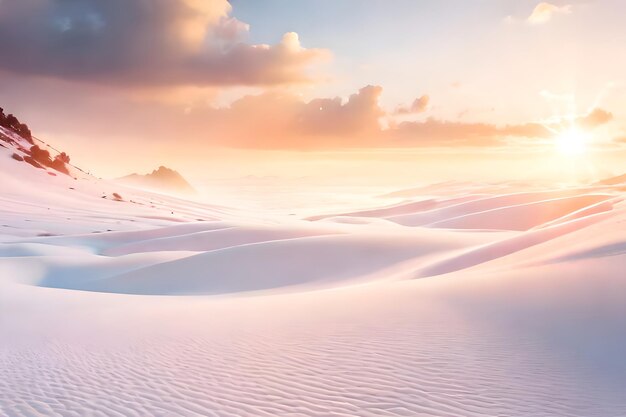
(528, 2, 572, 25)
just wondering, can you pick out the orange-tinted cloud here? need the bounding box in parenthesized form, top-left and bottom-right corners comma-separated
(387, 119, 551, 147)
(194, 86, 555, 149)
(395, 95, 430, 115)
(187, 94, 611, 149)
(197, 85, 385, 149)
(576, 108, 613, 129)
(0, 0, 328, 87)
(3, 75, 611, 151)
(536, 108, 614, 136)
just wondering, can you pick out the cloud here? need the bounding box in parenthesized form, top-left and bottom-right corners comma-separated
(297, 85, 385, 138)
(4, 75, 608, 152)
(387, 119, 551, 147)
(613, 136, 626, 144)
(575, 108, 613, 129)
(527, 2, 572, 24)
(0, 0, 329, 87)
(202, 85, 385, 149)
(147, 86, 556, 149)
(384, 107, 612, 148)
(395, 95, 430, 115)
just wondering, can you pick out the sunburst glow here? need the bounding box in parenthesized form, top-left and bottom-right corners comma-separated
(555, 128, 588, 155)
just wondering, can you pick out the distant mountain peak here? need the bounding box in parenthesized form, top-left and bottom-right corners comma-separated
(151, 166, 179, 177)
(118, 166, 196, 195)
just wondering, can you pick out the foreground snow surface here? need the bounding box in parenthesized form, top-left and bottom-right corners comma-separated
(1, 156, 626, 416)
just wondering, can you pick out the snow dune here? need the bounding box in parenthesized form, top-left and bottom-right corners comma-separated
(101, 223, 344, 256)
(423, 193, 615, 231)
(3, 224, 497, 295)
(58, 231, 494, 295)
(306, 194, 485, 221)
(1, 141, 626, 416)
(414, 204, 620, 278)
(386, 189, 608, 227)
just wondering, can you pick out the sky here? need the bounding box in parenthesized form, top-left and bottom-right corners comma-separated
(0, 0, 625, 183)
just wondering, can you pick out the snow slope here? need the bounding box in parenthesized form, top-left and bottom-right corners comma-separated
(1, 139, 626, 416)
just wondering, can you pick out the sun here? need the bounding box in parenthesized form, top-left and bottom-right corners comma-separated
(554, 128, 588, 155)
